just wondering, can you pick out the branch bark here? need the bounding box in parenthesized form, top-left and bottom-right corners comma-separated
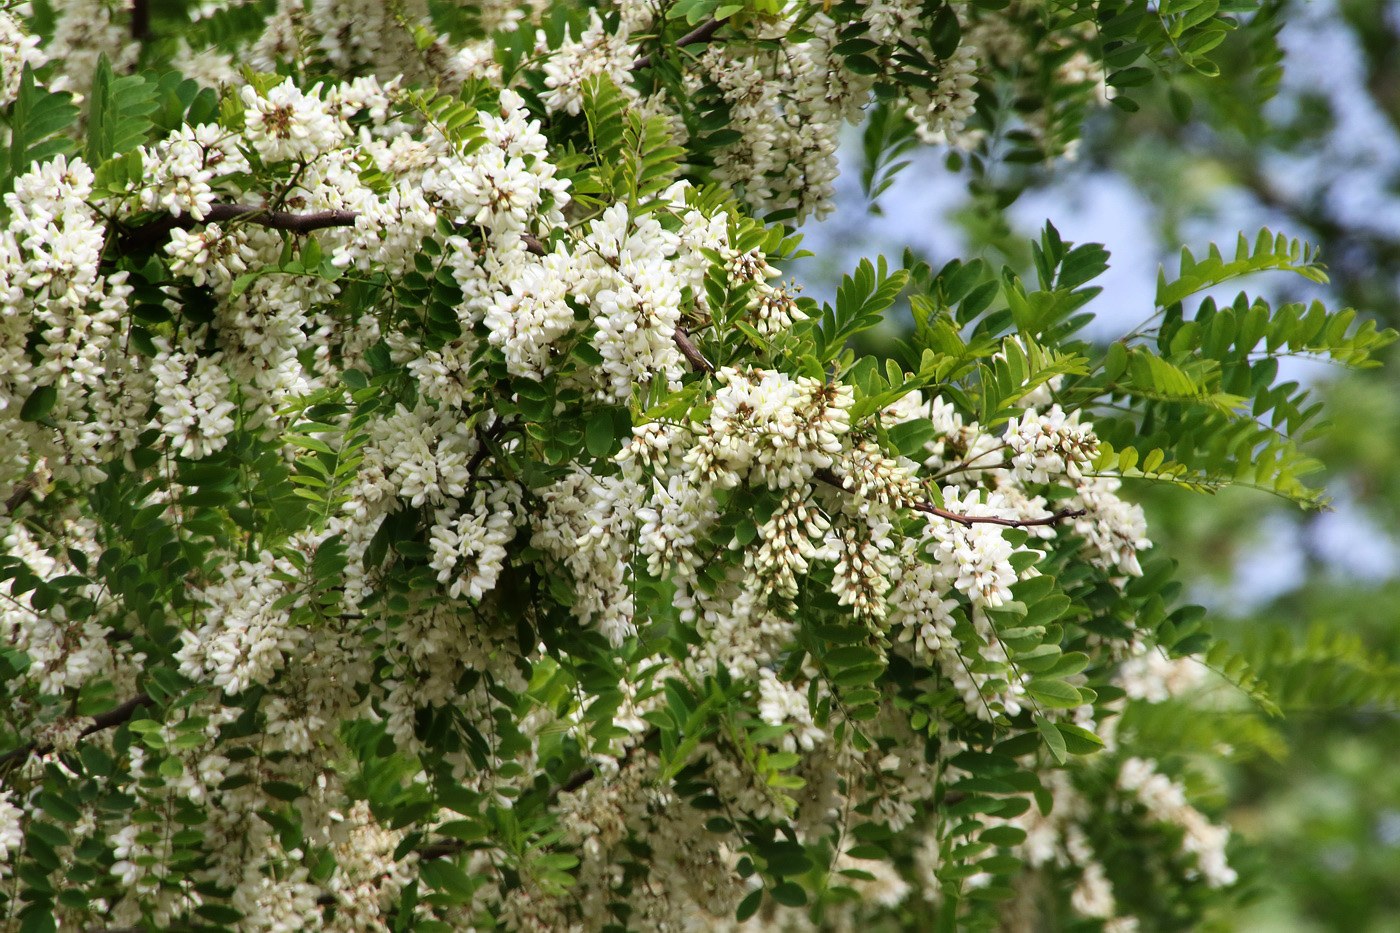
(130, 0, 150, 41)
(0, 693, 153, 771)
(674, 327, 714, 373)
(815, 468, 1085, 528)
(200, 203, 360, 232)
(910, 500, 1086, 528)
(116, 204, 360, 253)
(633, 17, 729, 71)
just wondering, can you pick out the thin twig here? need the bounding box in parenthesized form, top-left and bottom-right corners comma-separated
(815, 468, 1084, 529)
(910, 501, 1086, 528)
(0, 693, 153, 771)
(3, 473, 39, 515)
(633, 17, 729, 71)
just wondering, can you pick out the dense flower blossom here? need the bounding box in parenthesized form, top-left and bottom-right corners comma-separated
(0, 10, 46, 105)
(0, 3, 1314, 931)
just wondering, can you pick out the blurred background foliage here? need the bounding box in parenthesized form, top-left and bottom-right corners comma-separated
(798, 1, 1400, 928)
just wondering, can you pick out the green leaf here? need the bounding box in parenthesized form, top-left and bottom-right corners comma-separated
(19, 385, 58, 422)
(420, 859, 476, 903)
(586, 410, 618, 458)
(1055, 722, 1105, 755)
(769, 881, 807, 907)
(5, 66, 79, 194)
(1026, 678, 1083, 709)
(735, 888, 762, 922)
(1034, 714, 1067, 765)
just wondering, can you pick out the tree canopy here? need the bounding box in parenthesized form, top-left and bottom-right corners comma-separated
(0, 2, 1393, 932)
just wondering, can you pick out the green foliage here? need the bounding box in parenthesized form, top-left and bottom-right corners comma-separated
(0, 3, 1391, 932)
(84, 54, 159, 165)
(1155, 229, 1329, 308)
(0, 66, 78, 199)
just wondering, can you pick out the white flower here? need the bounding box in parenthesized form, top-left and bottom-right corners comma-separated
(0, 790, 25, 860)
(428, 486, 518, 601)
(364, 403, 478, 508)
(540, 12, 636, 117)
(483, 250, 578, 379)
(0, 11, 47, 106)
(1004, 405, 1098, 485)
(175, 550, 308, 695)
(241, 80, 348, 163)
(150, 344, 238, 459)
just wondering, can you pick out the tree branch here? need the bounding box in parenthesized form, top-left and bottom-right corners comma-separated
(674, 327, 714, 373)
(0, 693, 153, 771)
(815, 468, 1085, 528)
(201, 203, 360, 232)
(910, 501, 1086, 528)
(130, 0, 150, 41)
(3, 473, 40, 515)
(116, 204, 360, 253)
(632, 17, 729, 71)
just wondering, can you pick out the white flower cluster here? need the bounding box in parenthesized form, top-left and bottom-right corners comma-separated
(43, 0, 136, 98)
(1118, 757, 1237, 887)
(136, 123, 251, 220)
(175, 550, 309, 694)
(1004, 405, 1098, 485)
(757, 669, 827, 752)
(533, 470, 643, 646)
(929, 488, 1023, 608)
(0, 791, 22, 869)
(746, 489, 830, 600)
(1069, 476, 1153, 576)
(324, 801, 416, 930)
(306, 0, 428, 78)
(241, 79, 351, 164)
(699, 13, 872, 220)
(1115, 648, 1206, 703)
(429, 485, 519, 600)
(165, 222, 258, 288)
(363, 402, 478, 509)
(637, 472, 718, 579)
(149, 343, 238, 459)
(562, 194, 727, 403)
(685, 367, 854, 490)
(0, 524, 117, 696)
(829, 520, 897, 621)
(0, 9, 46, 105)
(420, 89, 569, 236)
(539, 11, 636, 117)
(906, 41, 982, 147)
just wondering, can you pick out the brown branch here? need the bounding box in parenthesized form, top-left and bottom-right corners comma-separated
(674, 327, 714, 373)
(130, 0, 150, 41)
(115, 204, 360, 253)
(911, 501, 1086, 529)
(0, 693, 153, 772)
(632, 17, 729, 71)
(814, 468, 1085, 529)
(3, 473, 40, 515)
(82, 693, 155, 738)
(201, 203, 360, 233)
